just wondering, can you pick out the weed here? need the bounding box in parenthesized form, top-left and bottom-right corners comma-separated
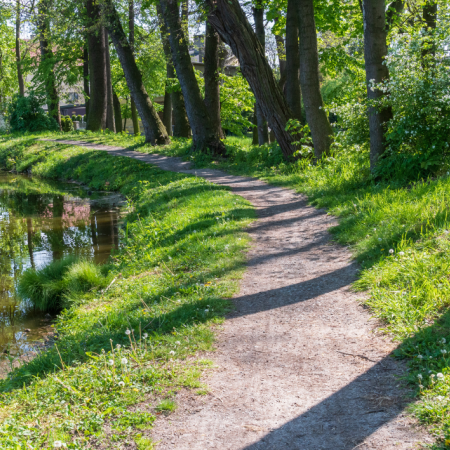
(155, 398, 177, 413)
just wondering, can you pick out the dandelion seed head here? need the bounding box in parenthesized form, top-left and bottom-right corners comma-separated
(121, 357, 128, 364)
(125, 329, 131, 336)
(108, 360, 114, 366)
(418, 355, 423, 359)
(418, 374, 423, 379)
(169, 350, 175, 355)
(118, 381, 125, 387)
(389, 249, 394, 254)
(437, 373, 444, 379)
(143, 333, 148, 339)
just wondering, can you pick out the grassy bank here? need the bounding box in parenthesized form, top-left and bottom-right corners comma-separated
(0, 135, 254, 448)
(41, 130, 450, 447)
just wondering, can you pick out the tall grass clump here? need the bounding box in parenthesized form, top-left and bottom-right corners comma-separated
(18, 256, 108, 311)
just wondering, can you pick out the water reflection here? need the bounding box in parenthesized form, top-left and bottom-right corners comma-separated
(0, 171, 124, 357)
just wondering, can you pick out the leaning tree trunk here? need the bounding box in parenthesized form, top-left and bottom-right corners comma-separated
(285, 0, 302, 123)
(103, 0, 170, 145)
(157, 2, 190, 137)
(159, 0, 225, 154)
(298, 0, 333, 158)
(15, 0, 24, 96)
(113, 90, 123, 132)
(205, 0, 298, 160)
(105, 29, 116, 132)
(83, 45, 90, 119)
(86, 0, 107, 131)
(128, 0, 140, 135)
(204, 20, 224, 139)
(362, 0, 393, 170)
(37, 0, 61, 129)
(252, 4, 269, 145)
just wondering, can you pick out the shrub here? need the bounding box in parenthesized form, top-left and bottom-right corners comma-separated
(76, 114, 82, 122)
(71, 114, 77, 122)
(61, 116, 74, 132)
(17, 256, 108, 311)
(8, 93, 59, 133)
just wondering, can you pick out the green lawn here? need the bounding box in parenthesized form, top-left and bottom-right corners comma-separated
(41, 129, 450, 448)
(0, 135, 254, 449)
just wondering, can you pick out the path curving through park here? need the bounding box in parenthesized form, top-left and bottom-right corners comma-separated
(42, 139, 430, 449)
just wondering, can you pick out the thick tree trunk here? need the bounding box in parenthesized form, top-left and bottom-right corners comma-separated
(128, 0, 140, 135)
(86, 0, 107, 131)
(103, 0, 170, 145)
(285, 0, 302, 123)
(204, 21, 224, 139)
(113, 90, 123, 133)
(252, 107, 258, 145)
(105, 29, 115, 132)
(159, 0, 225, 154)
(15, 0, 24, 96)
(162, 90, 172, 136)
(362, 0, 393, 170)
(274, 29, 286, 91)
(298, 0, 333, 158)
(83, 46, 90, 119)
(157, 2, 190, 137)
(422, 1, 437, 64)
(206, 0, 298, 160)
(37, 0, 61, 129)
(181, 0, 189, 40)
(252, 5, 269, 145)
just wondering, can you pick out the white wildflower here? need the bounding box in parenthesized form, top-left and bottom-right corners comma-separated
(437, 373, 444, 379)
(418, 374, 423, 379)
(125, 329, 131, 336)
(419, 384, 424, 389)
(436, 395, 445, 401)
(108, 360, 114, 366)
(116, 344, 121, 349)
(118, 381, 125, 387)
(143, 333, 148, 339)
(389, 249, 394, 254)
(53, 442, 63, 449)
(442, 349, 447, 355)
(121, 357, 128, 364)
(205, 309, 209, 313)
(418, 355, 423, 359)
(175, 341, 180, 345)
(442, 338, 447, 344)
(169, 350, 175, 355)
(399, 251, 405, 255)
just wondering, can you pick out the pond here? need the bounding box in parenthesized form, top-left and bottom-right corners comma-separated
(0, 171, 125, 358)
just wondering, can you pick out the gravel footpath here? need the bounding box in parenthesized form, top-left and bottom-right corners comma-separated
(42, 139, 431, 449)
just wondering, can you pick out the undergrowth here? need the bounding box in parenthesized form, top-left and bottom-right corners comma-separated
(41, 130, 450, 448)
(0, 135, 254, 448)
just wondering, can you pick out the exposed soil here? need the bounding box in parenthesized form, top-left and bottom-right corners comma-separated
(41, 139, 432, 449)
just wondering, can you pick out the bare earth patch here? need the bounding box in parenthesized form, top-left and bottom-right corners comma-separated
(41, 139, 432, 449)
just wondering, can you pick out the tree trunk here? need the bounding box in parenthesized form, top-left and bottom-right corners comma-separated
(285, 0, 302, 123)
(274, 27, 286, 91)
(37, 0, 61, 129)
(15, 0, 24, 96)
(204, 21, 224, 139)
(385, 0, 404, 31)
(422, 0, 437, 64)
(86, 0, 107, 131)
(298, 0, 333, 158)
(205, 0, 298, 160)
(83, 45, 90, 119)
(181, 0, 189, 40)
(104, 29, 115, 132)
(252, 5, 269, 145)
(159, 0, 225, 154)
(362, 0, 393, 170)
(103, 0, 170, 145)
(157, 3, 190, 137)
(128, 0, 140, 135)
(252, 106, 258, 145)
(113, 90, 123, 133)
(162, 90, 172, 136)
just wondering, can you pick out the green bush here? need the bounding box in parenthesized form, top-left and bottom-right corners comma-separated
(83, 114, 87, 123)
(76, 114, 82, 122)
(71, 114, 77, 122)
(8, 93, 59, 133)
(61, 116, 74, 132)
(17, 256, 108, 311)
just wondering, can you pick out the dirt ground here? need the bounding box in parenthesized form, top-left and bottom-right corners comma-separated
(43, 139, 432, 449)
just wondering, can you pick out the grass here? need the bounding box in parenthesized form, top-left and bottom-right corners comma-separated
(17, 256, 109, 311)
(0, 134, 255, 448)
(35, 129, 450, 447)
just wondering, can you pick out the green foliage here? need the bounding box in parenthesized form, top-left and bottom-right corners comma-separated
(61, 115, 74, 132)
(7, 93, 59, 133)
(155, 399, 177, 412)
(17, 256, 108, 311)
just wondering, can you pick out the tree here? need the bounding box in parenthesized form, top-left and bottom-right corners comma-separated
(285, 0, 302, 122)
(204, 20, 224, 139)
(103, 0, 170, 145)
(104, 29, 115, 132)
(159, 0, 225, 154)
(298, 0, 333, 158)
(205, 0, 299, 160)
(15, 0, 24, 96)
(113, 89, 122, 132)
(362, 0, 393, 170)
(252, 2, 269, 145)
(86, 0, 107, 131)
(128, 0, 139, 135)
(83, 45, 90, 119)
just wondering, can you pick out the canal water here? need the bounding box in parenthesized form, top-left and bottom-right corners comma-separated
(0, 171, 125, 357)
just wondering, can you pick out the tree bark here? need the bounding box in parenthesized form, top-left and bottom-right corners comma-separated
(159, 0, 225, 154)
(298, 0, 333, 158)
(157, 3, 190, 138)
(86, 0, 107, 131)
(181, 0, 189, 40)
(113, 90, 123, 133)
(128, 0, 140, 135)
(252, 5, 269, 145)
(162, 89, 172, 136)
(204, 21, 224, 139)
(422, 0, 437, 64)
(103, 0, 170, 145)
(385, 0, 404, 31)
(285, 0, 302, 123)
(105, 29, 116, 132)
(362, 0, 393, 170)
(15, 0, 24, 96)
(205, 0, 298, 160)
(37, 0, 61, 129)
(274, 28, 286, 92)
(83, 45, 90, 119)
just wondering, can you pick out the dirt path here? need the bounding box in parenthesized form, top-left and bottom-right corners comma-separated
(42, 139, 431, 449)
